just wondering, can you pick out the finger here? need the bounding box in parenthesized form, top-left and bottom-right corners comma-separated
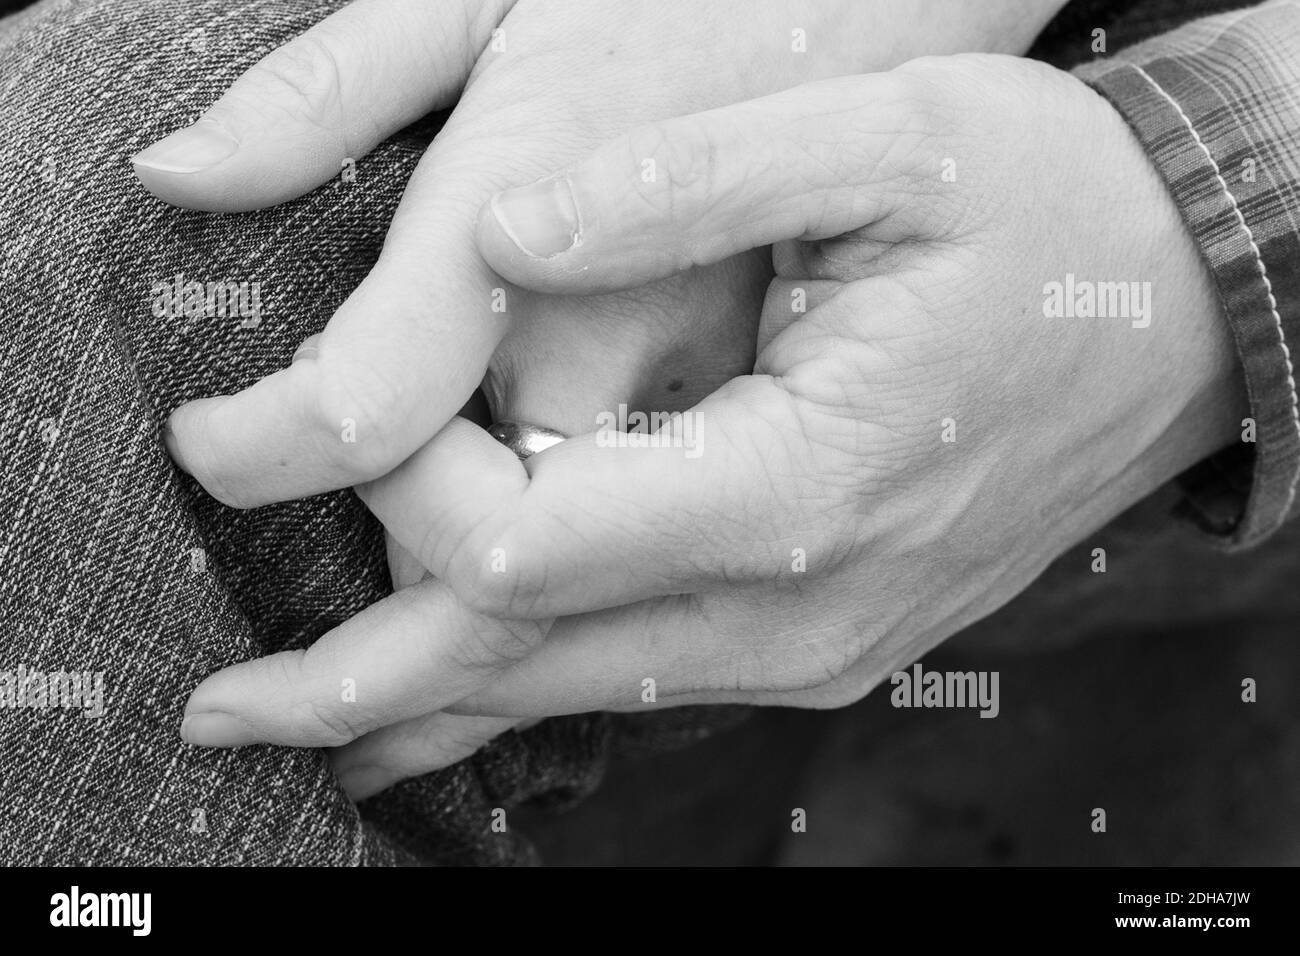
(356, 277, 921, 621)
(161, 163, 509, 508)
(179, 576, 549, 748)
(386, 380, 493, 591)
(442, 591, 884, 718)
(757, 278, 841, 354)
(331, 711, 521, 801)
(133, 0, 513, 211)
(475, 70, 946, 295)
(443, 595, 713, 716)
(357, 364, 858, 621)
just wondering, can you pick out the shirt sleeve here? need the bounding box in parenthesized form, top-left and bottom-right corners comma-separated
(1073, 0, 1300, 550)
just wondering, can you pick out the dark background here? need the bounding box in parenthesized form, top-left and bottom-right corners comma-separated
(520, 621, 1299, 865)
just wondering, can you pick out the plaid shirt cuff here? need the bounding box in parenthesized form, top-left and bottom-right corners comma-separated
(1075, 0, 1300, 549)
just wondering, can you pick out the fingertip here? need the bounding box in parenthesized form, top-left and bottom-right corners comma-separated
(130, 115, 334, 212)
(179, 711, 263, 749)
(489, 176, 580, 259)
(130, 118, 265, 212)
(473, 192, 548, 287)
(182, 661, 243, 720)
(474, 184, 608, 295)
(163, 395, 247, 508)
(475, 171, 691, 296)
(163, 360, 361, 509)
(130, 153, 320, 213)
(132, 118, 239, 175)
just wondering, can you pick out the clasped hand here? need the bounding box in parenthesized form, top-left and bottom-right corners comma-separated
(136, 2, 1243, 799)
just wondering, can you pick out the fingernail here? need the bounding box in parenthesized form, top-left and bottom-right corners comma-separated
(160, 416, 192, 475)
(180, 712, 261, 748)
(491, 176, 581, 258)
(292, 333, 322, 363)
(132, 119, 239, 174)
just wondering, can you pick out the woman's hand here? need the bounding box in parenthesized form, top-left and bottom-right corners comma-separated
(144, 0, 1068, 503)
(179, 54, 1248, 799)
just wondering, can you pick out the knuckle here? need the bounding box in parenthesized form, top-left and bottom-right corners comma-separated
(844, 65, 957, 204)
(446, 616, 543, 675)
(239, 32, 348, 139)
(873, 59, 952, 130)
(262, 652, 366, 746)
(625, 118, 720, 221)
(778, 277, 943, 411)
(309, 354, 411, 480)
(457, 553, 549, 620)
(290, 697, 366, 746)
(443, 523, 549, 620)
(719, 379, 871, 552)
(700, 377, 865, 553)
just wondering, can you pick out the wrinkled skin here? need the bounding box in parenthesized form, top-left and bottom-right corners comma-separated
(141, 3, 1174, 799)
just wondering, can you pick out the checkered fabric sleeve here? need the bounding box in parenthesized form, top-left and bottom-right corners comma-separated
(1075, 0, 1300, 549)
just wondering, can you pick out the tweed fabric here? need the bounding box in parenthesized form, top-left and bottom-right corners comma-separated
(2, 0, 1295, 866)
(0, 0, 748, 866)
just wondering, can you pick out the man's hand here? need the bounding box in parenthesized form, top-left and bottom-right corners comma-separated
(143, 0, 1069, 793)
(177, 55, 1248, 799)
(139, 0, 1068, 506)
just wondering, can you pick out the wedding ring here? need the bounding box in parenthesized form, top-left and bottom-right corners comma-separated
(487, 420, 568, 461)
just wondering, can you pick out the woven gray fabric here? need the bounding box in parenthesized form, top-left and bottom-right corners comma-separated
(4, 0, 1295, 867)
(0, 0, 750, 866)
(0, 0, 471, 866)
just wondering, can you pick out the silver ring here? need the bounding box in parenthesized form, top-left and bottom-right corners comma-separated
(487, 420, 568, 461)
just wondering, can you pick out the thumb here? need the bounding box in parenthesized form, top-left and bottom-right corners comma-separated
(132, 0, 513, 212)
(474, 69, 947, 296)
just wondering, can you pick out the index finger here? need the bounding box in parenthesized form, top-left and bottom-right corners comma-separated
(163, 230, 507, 507)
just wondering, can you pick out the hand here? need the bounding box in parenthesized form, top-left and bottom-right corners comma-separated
(142, 0, 1068, 503)
(179, 54, 1248, 799)
(146, 0, 1068, 794)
